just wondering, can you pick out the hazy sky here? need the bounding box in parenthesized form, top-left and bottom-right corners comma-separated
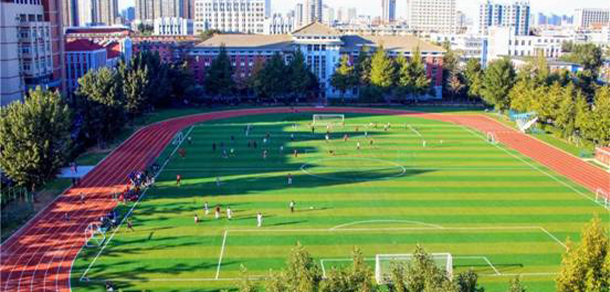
(118, 0, 610, 21)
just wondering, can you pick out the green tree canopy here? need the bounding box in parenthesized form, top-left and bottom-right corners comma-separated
(330, 55, 356, 100)
(389, 245, 457, 292)
(463, 58, 483, 101)
(0, 88, 72, 190)
(556, 216, 610, 292)
(265, 242, 322, 292)
(481, 58, 516, 111)
(320, 247, 374, 292)
(370, 46, 395, 92)
(204, 45, 235, 98)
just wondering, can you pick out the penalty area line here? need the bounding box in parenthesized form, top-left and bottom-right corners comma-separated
(215, 230, 228, 280)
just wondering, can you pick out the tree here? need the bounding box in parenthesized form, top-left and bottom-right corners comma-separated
(448, 70, 465, 101)
(264, 243, 322, 292)
(554, 83, 577, 138)
(204, 45, 235, 99)
(289, 50, 318, 102)
(591, 86, 610, 145)
(389, 245, 457, 292)
(536, 82, 563, 123)
(370, 46, 395, 93)
(507, 277, 526, 292)
(481, 58, 516, 111)
(76, 67, 125, 147)
(560, 43, 603, 75)
(508, 78, 536, 113)
(454, 269, 484, 292)
(463, 58, 483, 101)
(331, 55, 355, 101)
(396, 47, 430, 101)
(354, 47, 372, 86)
(238, 265, 258, 292)
(198, 29, 221, 41)
(118, 59, 150, 117)
(574, 92, 593, 141)
(556, 216, 610, 292)
(0, 87, 72, 190)
(320, 247, 374, 292)
(442, 41, 460, 96)
(255, 53, 289, 101)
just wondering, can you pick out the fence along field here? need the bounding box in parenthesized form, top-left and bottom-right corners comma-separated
(71, 112, 608, 292)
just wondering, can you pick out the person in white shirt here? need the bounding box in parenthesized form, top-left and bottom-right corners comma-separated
(257, 212, 263, 227)
(227, 207, 232, 220)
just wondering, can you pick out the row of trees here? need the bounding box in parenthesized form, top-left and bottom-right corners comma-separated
(203, 46, 319, 102)
(0, 51, 194, 191)
(75, 51, 195, 148)
(236, 217, 609, 292)
(330, 47, 432, 102)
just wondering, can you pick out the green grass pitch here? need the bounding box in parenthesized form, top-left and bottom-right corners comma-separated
(71, 112, 609, 292)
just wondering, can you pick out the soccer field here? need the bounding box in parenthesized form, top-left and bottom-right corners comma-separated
(71, 112, 608, 292)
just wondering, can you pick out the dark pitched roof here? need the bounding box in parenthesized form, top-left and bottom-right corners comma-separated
(65, 39, 105, 51)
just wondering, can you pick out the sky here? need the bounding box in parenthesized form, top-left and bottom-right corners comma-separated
(118, 0, 610, 21)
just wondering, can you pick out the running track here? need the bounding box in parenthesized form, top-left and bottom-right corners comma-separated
(0, 107, 608, 292)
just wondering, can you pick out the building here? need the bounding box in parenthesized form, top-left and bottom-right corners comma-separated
(194, 0, 268, 34)
(154, 17, 194, 35)
(302, 0, 322, 23)
(62, 0, 78, 27)
(65, 27, 133, 61)
(264, 14, 294, 35)
(0, 0, 63, 106)
(189, 22, 445, 99)
(75, 0, 119, 26)
(136, 0, 187, 24)
(429, 33, 488, 65)
(134, 38, 195, 63)
(478, 1, 530, 36)
(294, 3, 304, 29)
(487, 27, 567, 64)
(381, 0, 396, 24)
(574, 8, 610, 29)
(455, 10, 467, 33)
(334, 23, 414, 36)
(64, 39, 112, 96)
(322, 5, 334, 25)
(347, 8, 357, 23)
(406, 0, 456, 34)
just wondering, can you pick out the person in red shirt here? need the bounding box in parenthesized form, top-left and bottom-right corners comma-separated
(176, 174, 181, 187)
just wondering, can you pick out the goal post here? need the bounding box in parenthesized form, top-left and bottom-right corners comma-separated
(486, 132, 498, 144)
(375, 253, 453, 284)
(312, 114, 345, 126)
(596, 188, 609, 208)
(85, 222, 106, 248)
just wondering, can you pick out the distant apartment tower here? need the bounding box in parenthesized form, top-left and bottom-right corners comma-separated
(406, 0, 456, 33)
(62, 0, 78, 26)
(194, 0, 268, 34)
(303, 0, 322, 23)
(347, 8, 357, 22)
(136, 0, 187, 23)
(264, 14, 294, 34)
(154, 17, 194, 35)
(382, 0, 396, 23)
(294, 3, 304, 28)
(479, 1, 530, 36)
(0, 0, 64, 106)
(574, 8, 610, 29)
(322, 5, 334, 25)
(76, 0, 119, 26)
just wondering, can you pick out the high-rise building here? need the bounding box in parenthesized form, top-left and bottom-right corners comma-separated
(381, 0, 396, 23)
(62, 0, 78, 27)
(294, 3, 304, 28)
(406, 0, 456, 33)
(574, 8, 610, 29)
(194, 0, 268, 34)
(1, 0, 64, 106)
(322, 5, 334, 25)
(347, 8, 357, 22)
(303, 0, 322, 23)
(76, 0, 119, 26)
(478, 1, 530, 36)
(99, 0, 119, 25)
(136, 0, 187, 23)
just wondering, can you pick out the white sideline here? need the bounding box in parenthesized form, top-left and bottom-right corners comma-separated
(78, 126, 195, 281)
(329, 220, 444, 231)
(215, 230, 228, 280)
(460, 126, 610, 212)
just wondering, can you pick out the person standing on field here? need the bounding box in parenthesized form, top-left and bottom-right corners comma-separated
(257, 212, 263, 227)
(290, 201, 295, 213)
(227, 207, 232, 220)
(204, 202, 209, 215)
(215, 205, 221, 219)
(176, 174, 181, 187)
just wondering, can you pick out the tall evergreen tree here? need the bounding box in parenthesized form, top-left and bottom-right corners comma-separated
(389, 245, 458, 292)
(354, 47, 372, 86)
(330, 55, 355, 101)
(204, 45, 235, 99)
(463, 58, 483, 101)
(507, 277, 526, 292)
(591, 86, 610, 145)
(0, 87, 72, 190)
(370, 46, 395, 92)
(118, 60, 150, 116)
(480, 58, 516, 111)
(288, 50, 317, 102)
(555, 83, 578, 138)
(574, 92, 593, 141)
(76, 67, 125, 147)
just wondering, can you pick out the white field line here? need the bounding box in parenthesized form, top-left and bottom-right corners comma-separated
(460, 126, 610, 212)
(215, 230, 228, 280)
(162, 166, 533, 172)
(408, 125, 423, 137)
(538, 227, 568, 249)
(79, 126, 194, 281)
(329, 220, 444, 231)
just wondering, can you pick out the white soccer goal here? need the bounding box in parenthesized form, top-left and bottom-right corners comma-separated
(375, 253, 453, 284)
(596, 188, 610, 208)
(85, 222, 106, 248)
(486, 132, 498, 144)
(312, 114, 345, 126)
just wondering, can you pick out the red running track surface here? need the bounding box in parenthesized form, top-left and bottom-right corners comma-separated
(0, 107, 608, 292)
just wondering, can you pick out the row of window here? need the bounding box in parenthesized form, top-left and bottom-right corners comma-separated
(19, 14, 44, 22)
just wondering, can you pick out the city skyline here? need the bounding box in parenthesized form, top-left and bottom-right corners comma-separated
(119, 0, 609, 21)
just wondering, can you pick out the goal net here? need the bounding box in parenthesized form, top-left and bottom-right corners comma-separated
(596, 188, 610, 208)
(486, 132, 498, 144)
(375, 253, 453, 284)
(85, 222, 106, 248)
(171, 131, 184, 146)
(313, 114, 345, 126)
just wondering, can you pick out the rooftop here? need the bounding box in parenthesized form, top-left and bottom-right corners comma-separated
(65, 39, 105, 52)
(196, 34, 293, 50)
(292, 21, 341, 36)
